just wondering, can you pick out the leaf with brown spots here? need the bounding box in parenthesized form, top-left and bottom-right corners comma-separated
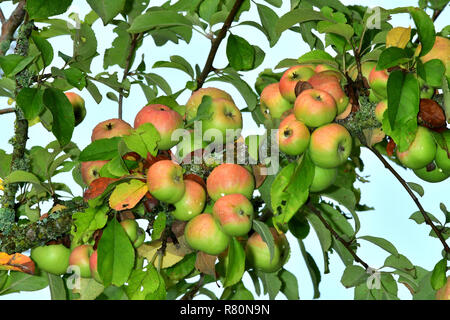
(83, 177, 119, 201)
(109, 179, 148, 211)
(0, 252, 35, 274)
(195, 251, 217, 277)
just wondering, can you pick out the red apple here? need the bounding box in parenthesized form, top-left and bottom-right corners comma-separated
(260, 82, 293, 119)
(436, 277, 450, 300)
(81, 160, 109, 185)
(294, 89, 337, 127)
(308, 73, 349, 114)
(374, 100, 387, 123)
(89, 250, 102, 283)
(91, 118, 132, 141)
(279, 65, 315, 103)
(69, 244, 93, 278)
(120, 219, 139, 243)
(206, 163, 255, 201)
(212, 193, 254, 236)
(147, 160, 185, 204)
(171, 179, 206, 221)
(185, 87, 234, 121)
(368, 67, 389, 99)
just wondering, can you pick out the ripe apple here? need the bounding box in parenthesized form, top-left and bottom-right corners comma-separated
(294, 89, 337, 127)
(413, 163, 449, 183)
(335, 103, 352, 120)
(206, 163, 255, 201)
(91, 118, 132, 141)
(31, 244, 71, 275)
(147, 160, 185, 204)
(278, 117, 310, 156)
(185, 87, 234, 121)
(309, 123, 353, 168)
(314, 64, 339, 74)
(374, 100, 388, 123)
(245, 228, 290, 273)
(184, 213, 230, 255)
(310, 165, 338, 192)
(419, 36, 450, 78)
(212, 193, 254, 236)
(120, 219, 139, 243)
(308, 73, 349, 114)
(65, 92, 86, 126)
(259, 82, 293, 120)
(279, 65, 315, 103)
(368, 67, 389, 99)
(69, 244, 93, 278)
(396, 126, 436, 170)
(348, 61, 377, 82)
(81, 160, 109, 185)
(134, 104, 184, 150)
(436, 277, 450, 300)
(435, 130, 450, 173)
(171, 179, 206, 221)
(201, 98, 243, 143)
(89, 250, 102, 283)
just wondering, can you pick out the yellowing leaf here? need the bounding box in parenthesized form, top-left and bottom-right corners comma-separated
(137, 237, 192, 269)
(0, 252, 35, 274)
(386, 27, 411, 49)
(0, 178, 3, 191)
(109, 179, 148, 211)
(195, 251, 217, 276)
(363, 127, 386, 147)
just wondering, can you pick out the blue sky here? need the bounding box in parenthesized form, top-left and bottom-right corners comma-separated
(0, 0, 448, 300)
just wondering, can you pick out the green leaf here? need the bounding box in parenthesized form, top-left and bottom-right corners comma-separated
(31, 34, 54, 67)
(87, 0, 126, 25)
(298, 239, 321, 299)
(128, 10, 192, 33)
(79, 137, 122, 161)
(0, 54, 37, 77)
(72, 205, 109, 246)
(223, 237, 246, 287)
(199, 0, 220, 23)
(278, 269, 299, 300)
(164, 253, 197, 282)
(431, 259, 447, 290)
(16, 88, 44, 120)
(75, 278, 105, 300)
(442, 77, 450, 122)
(417, 59, 445, 87)
(125, 265, 162, 300)
(256, 4, 280, 47)
(359, 235, 399, 257)
(0, 271, 49, 295)
(98, 217, 136, 287)
(264, 0, 282, 7)
(26, 0, 73, 19)
(145, 73, 172, 95)
(376, 47, 410, 70)
(63, 68, 86, 90)
(297, 49, 338, 68)
(257, 271, 281, 300)
(341, 265, 369, 288)
(288, 214, 310, 239)
(151, 213, 167, 240)
(86, 78, 103, 104)
(384, 254, 415, 276)
(406, 182, 424, 197)
(305, 211, 332, 254)
(47, 273, 66, 300)
(226, 34, 255, 71)
(408, 7, 436, 57)
(317, 22, 354, 40)
(276, 8, 329, 34)
(252, 220, 275, 262)
(43, 88, 75, 146)
(153, 56, 195, 78)
(123, 123, 160, 159)
(3, 170, 49, 193)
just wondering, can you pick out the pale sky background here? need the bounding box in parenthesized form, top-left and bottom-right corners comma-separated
(0, 0, 449, 300)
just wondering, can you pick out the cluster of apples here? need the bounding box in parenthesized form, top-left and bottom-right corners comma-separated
(261, 63, 353, 192)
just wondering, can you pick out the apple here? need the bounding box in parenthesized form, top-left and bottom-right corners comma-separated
(278, 117, 310, 156)
(308, 73, 349, 114)
(120, 219, 139, 243)
(309, 70, 343, 84)
(134, 104, 184, 151)
(184, 213, 230, 255)
(89, 250, 102, 283)
(147, 160, 185, 204)
(418, 77, 435, 99)
(374, 100, 387, 123)
(245, 228, 290, 273)
(419, 36, 450, 79)
(171, 179, 206, 221)
(314, 64, 339, 74)
(69, 244, 93, 278)
(174, 130, 208, 163)
(91, 118, 132, 142)
(309, 123, 353, 168)
(279, 65, 315, 103)
(206, 163, 255, 201)
(81, 160, 109, 185)
(185, 87, 234, 121)
(259, 82, 293, 120)
(201, 98, 243, 143)
(335, 103, 352, 120)
(435, 130, 450, 173)
(436, 277, 450, 300)
(369, 88, 383, 103)
(294, 89, 337, 127)
(368, 67, 389, 99)
(212, 193, 254, 236)
(65, 92, 86, 126)
(31, 244, 71, 275)
(413, 163, 449, 183)
(348, 61, 377, 81)
(396, 126, 436, 170)
(134, 228, 146, 248)
(310, 165, 338, 192)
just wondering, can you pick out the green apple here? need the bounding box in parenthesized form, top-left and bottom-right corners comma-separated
(120, 219, 139, 243)
(206, 163, 255, 201)
(368, 67, 389, 99)
(294, 88, 337, 127)
(309, 123, 353, 168)
(134, 228, 146, 248)
(147, 160, 185, 203)
(278, 116, 310, 156)
(202, 98, 243, 143)
(185, 87, 234, 121)
(69, 244, 93, 278)
(413, 163, 449, 183)
(418, 77, 435, 99)
(396, 126, 436, 170)
(212, 193, 254, 236)
(374, 100, 387, 123)
(171, 179, 206, 221)
(260, 82, 293, 119)
(310, 165, 338, 192)
(279, 65, 315, 103)
(89, 250, 102, 283)
(31, 244, 71, 275)
(184, 213, 230, 255)
(435, 130, 450, 173)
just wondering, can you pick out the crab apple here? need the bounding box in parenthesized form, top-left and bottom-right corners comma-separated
(245, 228, 290, 273)
(184, 213, 230, 255)
(294, 89, 337, 128)
(212, 193, 254, 236)
(375, 100, 388, 123)
(134, 228, 146, 248)
(278, 117, 310, 156)
(185, 87, 234, 121)
(413, 164, 449, 183)
(368, 67, 389, 99)
(259, 82, 293, 119)
(81, 160, 109, 185)
(201, 98, 243, 142)
(435, 130, 450, 173)
(206, 163, 255, 201)
(69, 244, 94, 278)
(396, 126, 436, 170)
(91, 118, 132, 141)
(419, 36, 450, 78)
(308, 74, 348, 114)
(309, 123, 353, 168)
(436, 277, 450, 300)
(147, 160, 185, 204)
(120, 219, 139, 243)
(171, 180, 206, 221)
(65, 92, 86, 126)
(279, 65, 315, 103)
(310, 165, 338, 192)
(89, 250, 102, 283)
(134, 104, 184, 150)
(31, 244, 71, 276)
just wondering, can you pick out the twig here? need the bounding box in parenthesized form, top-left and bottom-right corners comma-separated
(306, 202, 370, 270)
(0, 108, 15, 115)
(0, 9, 6, 24)
(368, 146, 450, 254)
(180, 274, 205, 300)
(118, 33, 141, 119)
(196, 0, 245, 89)
(0, 1, 26, 56)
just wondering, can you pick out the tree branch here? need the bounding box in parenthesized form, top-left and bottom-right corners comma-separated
(196, 0, 245, 89)
(0, 108, 15, 115)
(0, 1, 26, 56)
(180, 273, 205, 300)
(368, 146, 450, 253)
